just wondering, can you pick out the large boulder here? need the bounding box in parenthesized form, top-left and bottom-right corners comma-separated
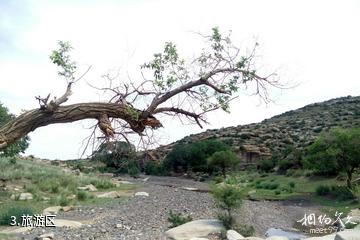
(227, 229, 245, 240)
(165, 219, 224, 240)
(244, 237, 265, 240)
(266, 237, 289, 240)
(305, 233, 336, 240)
(335, 229, 360, 240)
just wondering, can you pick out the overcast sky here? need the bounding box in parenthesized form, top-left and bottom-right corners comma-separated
(1, 0, 359, 160)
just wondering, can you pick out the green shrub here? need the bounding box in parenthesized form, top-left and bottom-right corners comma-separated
(163, 139, 230, 173)
(217, 212, 234, 229)
(259, 159, 274, 172)
(91, 179, 114, 189)
(214, 176, 225, 184)
(233, 224, 255, 237)
(316, 185, 330, 196)
(144, 161, 166, 175)
(211, 183, 242, 229)
(285, 169, 296, 177)
(77, 190, 88, 201)
(92, 141, 136, 169)
(278, 159, 294, 173)
(330, 186, 355, 201)
(51, 184, 60, 193)
(127, 160, 140, 177)
(167, 211, 192, 228)
(0, 206, 34, 225)
(274, 190, 281, 195)
(9, 157, 17, 164)
(289, 182, 295, 188)
(258, 182, 279, 190)
(316, 185, 355, 201)
(58, 195, 71, 206)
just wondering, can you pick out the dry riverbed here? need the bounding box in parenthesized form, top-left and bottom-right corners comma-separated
(6, 176, 320, 240)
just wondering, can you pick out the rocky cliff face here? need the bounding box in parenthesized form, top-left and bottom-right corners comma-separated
(144, 96, 360, 164)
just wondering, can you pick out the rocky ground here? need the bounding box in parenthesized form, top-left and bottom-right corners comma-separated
(10, 176, 321, 240)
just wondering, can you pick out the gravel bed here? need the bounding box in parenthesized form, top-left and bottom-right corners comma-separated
(18, 176, 320, 240)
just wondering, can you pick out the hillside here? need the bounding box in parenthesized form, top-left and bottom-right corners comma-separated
(145, 95, 360, 163)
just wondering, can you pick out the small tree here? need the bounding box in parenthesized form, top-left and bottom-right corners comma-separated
(211, 183, 242, 229)
(208, 150, 240, 178)
(304, 128, 360, 189)
(0, 103, 30, 157)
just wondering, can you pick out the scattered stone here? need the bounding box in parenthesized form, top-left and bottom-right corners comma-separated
(0, 226, 33, 234)
(165, 219, 224, 240)
(244, 238, 265, 240)
(118, 180, 133, 184)
(78, 184, 97, 192)
(247, 190, 256, 196)
(19, 192, 33, 200)
(181, 187, 199, 191)
(304, 233, 336, 240)
(97, 191, 121, 198)
(143, 177, 150, 182)
(98, 173, 114, 178)
(62, 206, 74, 212)
(190, 238, 209, 240)
(67, 194, 76, 200)
(54, 219, 83, 228)
(342, 209, 360, 223)
(43, 206, 62, 215)
(335, 229, 360, 240)
(38, 232, 54, 239)
(266, 237, 289, 240)
(227, 229, 244, 240)
(265, 228, 306, 240)
(135, 192, 149, 197)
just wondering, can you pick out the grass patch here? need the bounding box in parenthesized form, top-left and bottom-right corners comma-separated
(0, 156, 139, 219)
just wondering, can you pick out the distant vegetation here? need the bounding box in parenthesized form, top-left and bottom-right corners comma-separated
(162, 139, 231, 173)
(304, 127, 360, 189)
(92, 141, 140, 177)
(0, 102, 30, 157)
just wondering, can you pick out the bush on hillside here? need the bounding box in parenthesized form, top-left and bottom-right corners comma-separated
(144, 161, 166, 176)
(93, 141, 141, 175)
(163, 139, 230, 173)
(258, 159, 275, 172)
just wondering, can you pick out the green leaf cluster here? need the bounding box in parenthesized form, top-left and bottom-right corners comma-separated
(50, 41, 77, 81)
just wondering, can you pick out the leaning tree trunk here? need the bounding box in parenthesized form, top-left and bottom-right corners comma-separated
(0, 102, 162, 151)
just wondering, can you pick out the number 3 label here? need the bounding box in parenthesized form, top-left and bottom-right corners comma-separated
(10, 216, 16, 226)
